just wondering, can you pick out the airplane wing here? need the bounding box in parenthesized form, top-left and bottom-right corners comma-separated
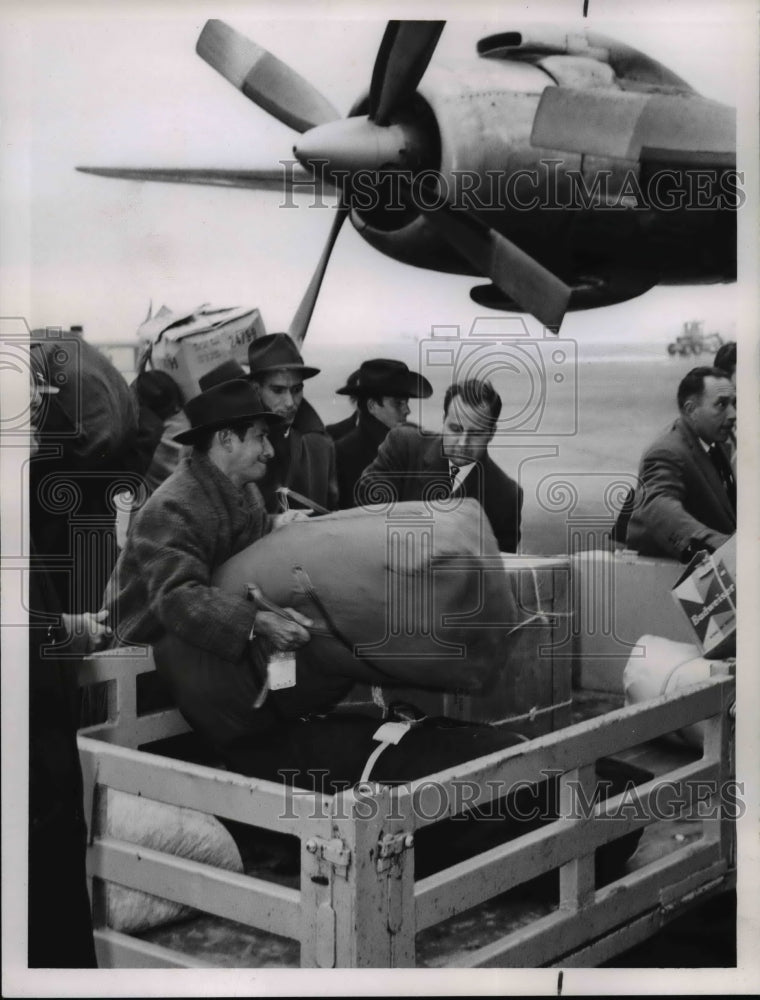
(530, 88, 735, 167)
(75, 165, 337, 194)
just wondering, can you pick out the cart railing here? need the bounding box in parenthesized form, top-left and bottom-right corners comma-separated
(77, 649, 735, 968)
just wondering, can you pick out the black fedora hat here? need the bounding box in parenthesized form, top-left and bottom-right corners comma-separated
(174, 380, 280, 444)
(247, 333, 320, 380)
(198, 359, 248, 392)
(339, 358, 432, 399)
(335, 367, 360, 396)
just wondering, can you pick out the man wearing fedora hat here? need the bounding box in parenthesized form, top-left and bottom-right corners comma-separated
(106, 378, 313, 750)
(247, 333, 338, 515)
(334, 358, 432, 508)
(326, 367, 361, 441)
(359, 378, 523, 552)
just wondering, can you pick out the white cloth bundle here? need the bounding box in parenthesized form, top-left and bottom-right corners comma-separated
(623, 634, 713, 747)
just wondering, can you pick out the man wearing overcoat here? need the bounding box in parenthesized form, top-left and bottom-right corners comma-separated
(106, 379, 312, 750)
(335, 358, 432, 508)
(247, 333, 338, 514)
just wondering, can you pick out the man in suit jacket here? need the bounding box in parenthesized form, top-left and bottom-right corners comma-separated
(335, 358, 432, 508)
(359, 379, 523, 552)
(625, 366, 736, 561)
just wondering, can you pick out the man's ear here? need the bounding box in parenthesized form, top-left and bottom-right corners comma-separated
(216, 427, 233, 450)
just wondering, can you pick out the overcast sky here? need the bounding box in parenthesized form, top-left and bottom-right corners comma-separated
(1, 0, 757, 352)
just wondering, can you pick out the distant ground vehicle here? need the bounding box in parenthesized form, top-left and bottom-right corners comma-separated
(667, 320, 724, 357)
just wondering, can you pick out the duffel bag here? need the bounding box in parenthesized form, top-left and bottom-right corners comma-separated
(213, 499, 520, 693)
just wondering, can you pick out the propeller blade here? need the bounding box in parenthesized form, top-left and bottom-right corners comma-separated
(76, 165, 337, 194)
(412, 185, 571, 329)
(532, 87, 735, 166)
(288, 204, 350, 345)
(369, 20, 445, 125)
(196, 20, 340, 133)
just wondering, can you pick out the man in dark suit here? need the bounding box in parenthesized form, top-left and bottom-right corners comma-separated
(625, 366, 736, 561)
(359, 379, 523, 552)
(335, 358, 432, 508)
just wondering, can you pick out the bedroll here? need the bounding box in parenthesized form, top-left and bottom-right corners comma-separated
(213, 499, 521, 697)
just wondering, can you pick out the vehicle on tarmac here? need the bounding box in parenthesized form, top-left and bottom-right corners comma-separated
(667, 320, 724, 357)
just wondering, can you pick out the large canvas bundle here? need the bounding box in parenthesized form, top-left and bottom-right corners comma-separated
(213, 499, 520, 695)
(342, 555, 572, 738)
(30, 330, 138, 464)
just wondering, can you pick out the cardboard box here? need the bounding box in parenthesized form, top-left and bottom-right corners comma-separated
(339, 555, 573, 739)
(672, 536, 736, 659)
(571, 550, 696, 694)
(138, 304, 266, 401)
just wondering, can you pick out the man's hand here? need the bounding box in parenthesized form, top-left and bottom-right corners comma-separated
(253, 608, 312, 652)
(60, 609, 112, 653)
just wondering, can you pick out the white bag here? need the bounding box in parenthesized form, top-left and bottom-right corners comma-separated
(98, 789, 243, 932)
(623, 634, 712, 747)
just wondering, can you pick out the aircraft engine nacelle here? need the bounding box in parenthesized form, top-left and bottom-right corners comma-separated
(349, 58, 586, 276)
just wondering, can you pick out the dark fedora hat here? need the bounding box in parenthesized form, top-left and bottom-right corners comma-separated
(174, 379, 280, 444)
(247, 333, 320, 380)
(339, 358, 432, 399)
(335, 367, 360, 396)
(198, 359, 248, 392)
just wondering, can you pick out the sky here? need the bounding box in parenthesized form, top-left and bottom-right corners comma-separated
(1, 0, 757, 354)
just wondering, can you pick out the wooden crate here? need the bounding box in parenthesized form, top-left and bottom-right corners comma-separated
(571, 550, 697, 694)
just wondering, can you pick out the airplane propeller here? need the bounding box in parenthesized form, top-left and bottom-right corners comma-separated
(287, 201, 350, 345)
(195, 18, 574, 340)
(410, 180, 572, 330)
(195, 19, 340, 133)
(369, 21, 446, 126)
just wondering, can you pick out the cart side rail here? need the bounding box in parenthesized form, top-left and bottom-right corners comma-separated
(76, 652, 735, 969)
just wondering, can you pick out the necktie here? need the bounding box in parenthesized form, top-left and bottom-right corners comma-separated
(449, 464, 460, 495)
(708, 443, 736, 512)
